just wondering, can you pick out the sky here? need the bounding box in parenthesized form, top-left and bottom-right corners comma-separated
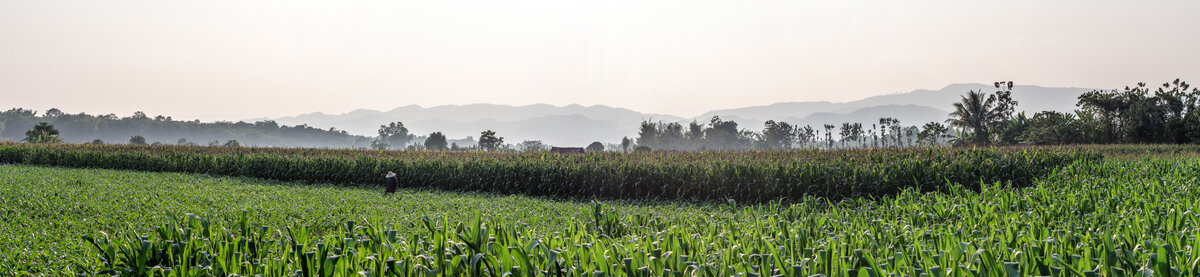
(2, 0, 1199, 121)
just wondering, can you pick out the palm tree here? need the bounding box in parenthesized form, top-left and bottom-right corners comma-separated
(23, 122, 62, 143)
(947, 90, 1000, 145)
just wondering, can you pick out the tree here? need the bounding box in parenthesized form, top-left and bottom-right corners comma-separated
(1116, 83, 1167, 143)
(762, 120, 797, 149)
(685, 121, 705, 150)
(22, 122, 62, 143)
(822, 124, 835, 149)
(636, 121, 660, 149)
(0, 108, 370, 149)
(705, 116, 745, 150)
(2, 108, 37, 117)
(947, 91, 1001, 145)
(812, 129, 821, 149)
(634, 121, 690, 151)
(517, 140, 544, 152)
(849, 123, 865, 148)
(90, 139, 104, 145)
(659, 122, 685, 151)
(620, 137, 632, 153)
(796, 125, 815, 149)
(946, 81, 1018, 145)
(1073, 79, 1200, 144)
(1020, 111, 1082, 145)
(377, 122, 415, 150)
(838, 123, 863, 148)
(586, 141, 604, 152)
(887, 118, 903, 147)
(479, 130, 503, 151)
(996, 112, 1030, 145)
(1075, 89, 1124, 143)
(878, 118, 895, 147)
(44, 108, 64, 118)
(129, 135, 147, 145)
(917, 122, 950, 146)
(424, 132, 448, 150)
(369, 138, 389, 150)
(1154, 79, 1198, 143)
(870, 124, 879, 148)
(991, 81, 1019, 130)
(224, 140, 242, 147)
(904, 126, 918, 147)
(1075, 82, 1179, 144)
(838, 123, 852, 149)
(1165, 80, 1200, 143)
(177, 138, 198, 146)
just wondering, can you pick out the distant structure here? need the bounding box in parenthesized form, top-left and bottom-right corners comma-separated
(550, 147, 585, 154)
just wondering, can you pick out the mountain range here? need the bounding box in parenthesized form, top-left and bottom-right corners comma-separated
(264, 83, 1095, 147)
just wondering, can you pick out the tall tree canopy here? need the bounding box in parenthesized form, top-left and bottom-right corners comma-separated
(377, 122, 415, 150)
(1, 108, 369, 148)
(478, 130, 504, 151)
(23, 122, 62, 143)
(424, 132, 449, 150)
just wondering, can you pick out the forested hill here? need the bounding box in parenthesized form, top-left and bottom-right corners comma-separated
(0, 108, 371, 148)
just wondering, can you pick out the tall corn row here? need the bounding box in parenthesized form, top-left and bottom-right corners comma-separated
(0, 143, 1098, 202)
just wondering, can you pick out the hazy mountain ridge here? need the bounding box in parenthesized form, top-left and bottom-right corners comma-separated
(793, 105, 950, 128)
(691, 83, 1090, 125)
(265, 84, 1094, 146)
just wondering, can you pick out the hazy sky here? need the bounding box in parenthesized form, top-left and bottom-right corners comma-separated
(3, 0, 1199, 121)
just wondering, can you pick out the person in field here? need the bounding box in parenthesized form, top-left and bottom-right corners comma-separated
(384, 171, 398, 194)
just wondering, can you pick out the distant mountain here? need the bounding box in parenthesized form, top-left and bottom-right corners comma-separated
(0, 111, 370, 148)
(691, 83, 1091, 125)
(404, 114, 630, 148)
(850, 83, 1090, 115)
(271, 104, 683, 147)
(792, 105, 950, 128)
(264, 84, 1094, 146)
(692, 102, 839, 124)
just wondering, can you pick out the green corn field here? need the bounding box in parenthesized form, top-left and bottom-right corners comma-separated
(0, 143, 1100, 202)
(1, 144, 1198, 276)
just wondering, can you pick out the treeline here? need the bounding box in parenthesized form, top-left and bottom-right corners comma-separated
(1028, 80, 1200, 144)
(631, 116, 945, 151)
(0, 108, 373, 148)
(630, 79, 1200, 151)
(6, 79, 1196, 151)
(952, 80, 1200, 146)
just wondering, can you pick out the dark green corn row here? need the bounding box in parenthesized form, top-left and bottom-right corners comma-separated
(0, 143, 1098, 202)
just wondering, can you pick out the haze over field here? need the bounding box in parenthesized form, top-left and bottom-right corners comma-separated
(3, 1, 1198, 123)
(0, 82, 1092, 146)
(8, 1, 1200, 275)
(263, 83, 1092, 146)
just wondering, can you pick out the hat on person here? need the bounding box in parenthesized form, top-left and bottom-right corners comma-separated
(386, 171, 396, 178)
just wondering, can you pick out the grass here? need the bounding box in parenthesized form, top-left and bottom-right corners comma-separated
(3, 156, 1200, 276)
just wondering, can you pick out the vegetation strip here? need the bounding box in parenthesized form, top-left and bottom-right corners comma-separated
(0, 143, 1097, 202)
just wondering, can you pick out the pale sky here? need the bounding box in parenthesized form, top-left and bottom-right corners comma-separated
(2, 0, 1198, 121)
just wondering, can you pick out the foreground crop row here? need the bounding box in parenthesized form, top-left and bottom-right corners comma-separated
(0, 143, 1098, 202)
(3, 159, 1199, 276)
